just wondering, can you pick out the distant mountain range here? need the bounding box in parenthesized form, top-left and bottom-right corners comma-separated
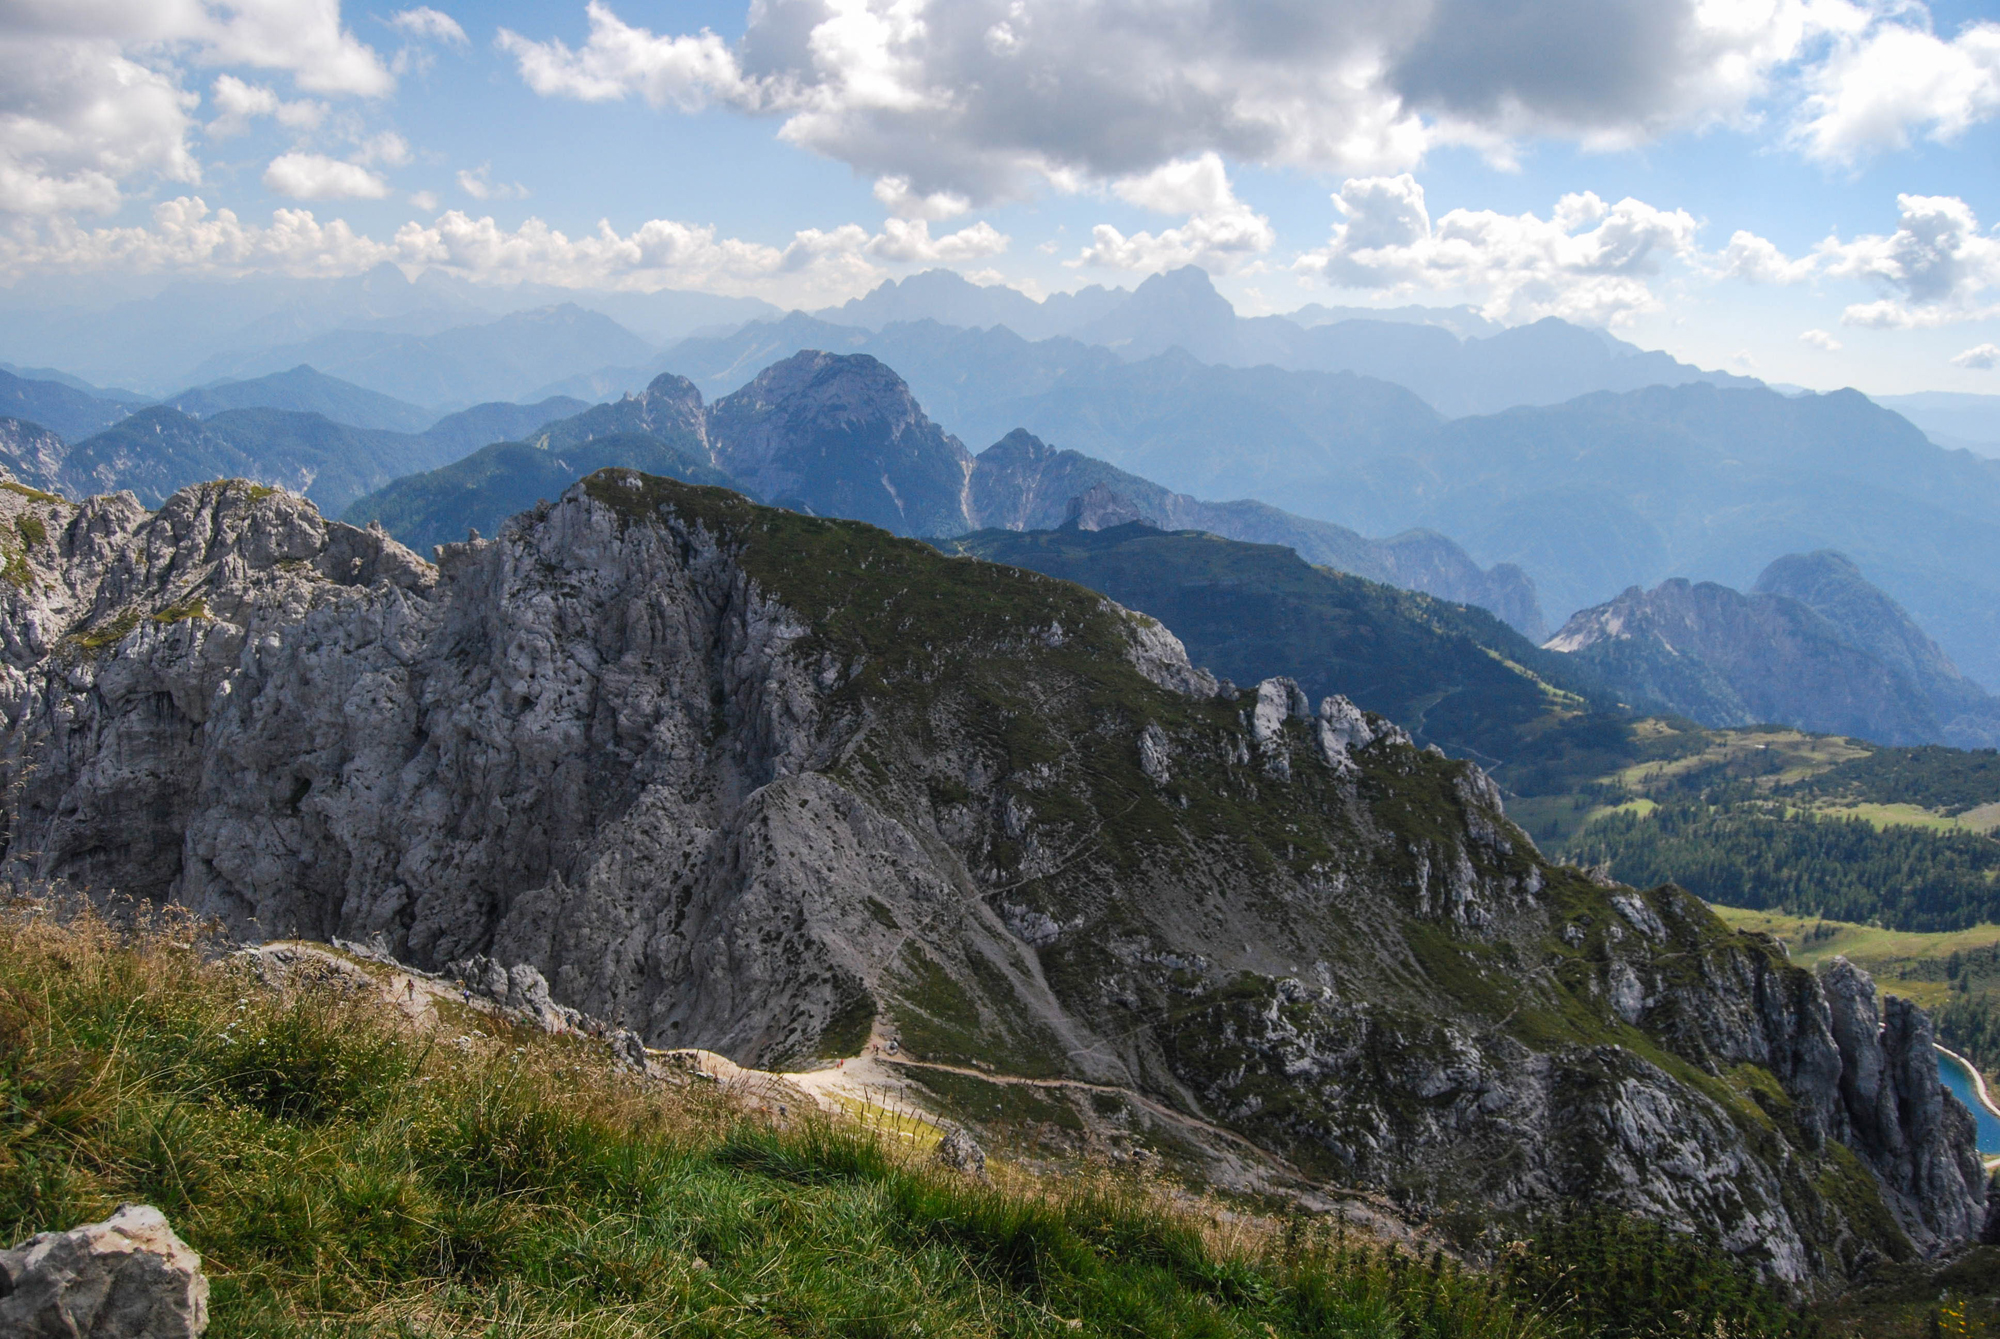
(164, 365, 438, 434)
(182, 304, 655, 410)
(344, 354, 1544, 633)
(1873, 392, 2000, 459)
(0, 391, 586, 514)
(0, 368, 134, 443)
(5, 266, 1996, 694)
(0, 265, 774, 394)
(1546, 551, 2000, 749)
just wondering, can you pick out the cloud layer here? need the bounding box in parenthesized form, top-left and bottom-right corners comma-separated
(495, 0, 2000, 203)
(0, 196, 1010, 304)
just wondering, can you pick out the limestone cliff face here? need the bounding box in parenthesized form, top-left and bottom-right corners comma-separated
(0, 469, 1983, 1283)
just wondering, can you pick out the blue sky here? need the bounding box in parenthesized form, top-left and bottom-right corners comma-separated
(3, 0, 2000, 393)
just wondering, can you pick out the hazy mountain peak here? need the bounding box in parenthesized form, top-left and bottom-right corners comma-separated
(1546, 558, 2000, 748)
(706, 350, 972, 536)
(162, 364, 436, 434)
(1753, 549, 1989, 726)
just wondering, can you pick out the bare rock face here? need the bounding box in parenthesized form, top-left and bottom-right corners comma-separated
(0, 479, 431, 899)
(0, 1204, 209, 1338)
(0, 468, 1985, 1284)
(1820, 958, 1985, 1251)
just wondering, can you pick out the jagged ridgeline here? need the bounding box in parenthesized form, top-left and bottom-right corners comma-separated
(0, 470, 1984, 1285)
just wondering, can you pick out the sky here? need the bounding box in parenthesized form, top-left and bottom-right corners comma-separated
(3, 0, 2000, 394)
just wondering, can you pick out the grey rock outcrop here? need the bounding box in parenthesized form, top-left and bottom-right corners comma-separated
(1063, 485, 1157, 532)
(1820, 958, 1985, 1250)
(932, 1125, 988, 1176)
(0, 1204, 209, 1338)
(0, 469, 1983, 1283)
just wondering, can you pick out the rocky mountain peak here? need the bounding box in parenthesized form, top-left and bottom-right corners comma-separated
(1754, 549, 1987, 723)
(707, 351, 973, 536)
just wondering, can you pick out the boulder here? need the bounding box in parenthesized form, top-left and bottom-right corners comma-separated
(0, 1204, 208, 1338)
(932, 1125, 988, 1177)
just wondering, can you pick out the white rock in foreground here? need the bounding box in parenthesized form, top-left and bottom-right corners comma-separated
(0, 1204, 209, 1338)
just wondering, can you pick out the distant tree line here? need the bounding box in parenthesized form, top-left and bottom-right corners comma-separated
(1568, 802, 2000, 932)
(1787, 745, 2000, 815)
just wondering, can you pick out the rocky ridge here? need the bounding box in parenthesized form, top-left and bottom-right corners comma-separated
(0, 469, 1985, 1284)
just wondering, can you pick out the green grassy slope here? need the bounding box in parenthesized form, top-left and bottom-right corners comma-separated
(0, 905, 1828, 1339)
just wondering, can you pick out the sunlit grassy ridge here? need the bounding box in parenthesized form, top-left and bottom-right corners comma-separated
(0, 904, 1578, 1338)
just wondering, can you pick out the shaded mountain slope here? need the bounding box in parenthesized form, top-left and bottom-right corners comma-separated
(415, 394, 592, 460)
(968, 430, 1546, 638)
(1753, 551, 1996, 737)
(55, 406, 468, 512)
(1544, 553, 2000, 748)
(946, 520, 1598, 769)
(0, 470, 1982, 1281)
(0, 368, 131, 443)
(0, 418, 68, 493)
(343, 433, 734, 553)
(705, 351, 973, 536)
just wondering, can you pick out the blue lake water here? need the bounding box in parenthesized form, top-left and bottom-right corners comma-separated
(1936, 1047, 2000, 1155)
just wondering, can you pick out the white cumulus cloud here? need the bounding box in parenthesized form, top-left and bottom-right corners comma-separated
(865, 217, 1008, 263)
(1075, 153, 1275, 274)
(263, 152, 389, 200)
(1799, 328, 1843, 351)
(1954, 342, 2000, 370)
(0, 1, 394, 214)
(1825, 194, 2000, 328)
(457, 165, 529, 201)
(1295, 173, 1701, 326)
(496, 2, 753, 111)
(1793, 18, 2000, 163)
(207, 75, 328, 137)
(0, 38, 200, 214)
(0, 195, 1007, 305)
(873, 175, 969, 221)
(1713, 229, 1818, 284)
